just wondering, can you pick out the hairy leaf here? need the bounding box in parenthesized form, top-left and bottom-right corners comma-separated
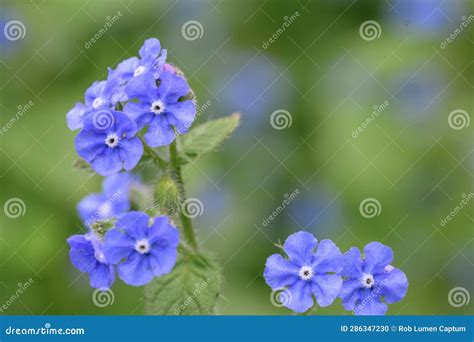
(178, 113, 240, 163)
(144, 252, 221, 315)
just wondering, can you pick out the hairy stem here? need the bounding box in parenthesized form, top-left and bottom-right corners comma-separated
(169, 140, 198, 251)
(140, 137, 168, 169)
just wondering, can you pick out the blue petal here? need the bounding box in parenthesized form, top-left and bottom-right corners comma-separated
(376, 268, 408, 304)
(341, 247, 363, 278)
(144, 115, 175, 147)
(311, 274, 342, 307)
(148, 216, 179, 247)
(354, 290, 388, 315)
(90, 148, 123, 176)
(283, 231, 318, 267)
(66, 103, 86, 130)
(102, 172, 132, 196)
(74, 129, 107, 162)
(89, 263, 115, 289)
(165, 100, 196, 134)
(77, 193, 107, 225)
(285, 280, 314, 313)
(117, 252, 153, 286)
(139, 38, 162, 61)
(103, 229, 135, 264)
(118, 138, 143, 171)
(339, 279, 362, 311)
(125, 73, 156, 101)
(67, 235, 96, 273)
(148, 244, 177, 277)
(114, 57, 139, 82)
(312, 239, 343, 274)
(363, 242, 393, 274)
(157, 71, 190, 102)
(85, 80, 107, 105)
(115, 211, 150, 240)
(123, 102, 153, 129)
(112, 111, 138, 137)
(263, 254, 299, 290)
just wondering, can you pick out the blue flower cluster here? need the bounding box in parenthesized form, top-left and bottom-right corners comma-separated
(67, 211, 179, 289)
(66, 38, 196, 176)
(264, 231, 408, 315)
(65, 38, 191, 289)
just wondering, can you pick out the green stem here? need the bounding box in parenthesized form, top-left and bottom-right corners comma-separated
(169, 140, 198, 251)
(140, 137, 168, 169)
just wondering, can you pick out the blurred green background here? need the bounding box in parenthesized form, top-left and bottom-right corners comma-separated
(0, 0, 472, 315)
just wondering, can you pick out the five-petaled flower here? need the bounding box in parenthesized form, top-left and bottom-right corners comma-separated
(104, 211, 179, 286)
(123, 72, 196, 147)
(264, 231, 344, 313)
(75, 109, 143, 176)
(111, 38, 167, 84)
(77, 172, 138, 228)
(67, 233, 115, 289)
(339, 242, 408, 315)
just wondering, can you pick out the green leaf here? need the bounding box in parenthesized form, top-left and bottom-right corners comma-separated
(144, 252, 222, 315)
(178, 113, 240, 163)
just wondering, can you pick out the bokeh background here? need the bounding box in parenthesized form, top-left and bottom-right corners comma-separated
(0, 0, 473, 315)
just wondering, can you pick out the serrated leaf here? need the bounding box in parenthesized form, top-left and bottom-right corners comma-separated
(144, 253, 221, 315)
(178, 113, 240, 163)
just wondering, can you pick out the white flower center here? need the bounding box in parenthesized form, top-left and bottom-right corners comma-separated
(105, 133, 119, 148)
(133, 66, 147, 77)
(298, 266, 314, 281)
(92, 97, 104, 109)
(135, 239, 151, 254)
(150, 100, 165, 115)
(361, 274, 375, 288)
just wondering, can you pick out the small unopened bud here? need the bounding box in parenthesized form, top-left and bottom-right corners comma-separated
(154, 175, 180, 216)
(92, 219, 115, 239)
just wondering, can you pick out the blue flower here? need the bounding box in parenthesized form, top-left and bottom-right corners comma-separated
(339, 242, 408, 315)
(263, 231, 343, 313)
(66, 72, 123, 131)
(123, 72, 196, 147)
(111, 38, 167, 84)
(75, 109, 143, 176)
(104, 212, 179, 286)
(67, 233, 115, 289)
(77, 172, 138, 228)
